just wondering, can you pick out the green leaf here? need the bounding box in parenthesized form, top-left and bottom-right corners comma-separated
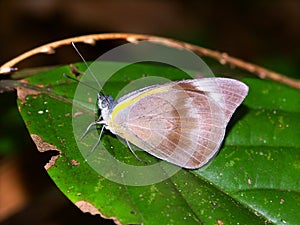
(15, 62, 300, 225)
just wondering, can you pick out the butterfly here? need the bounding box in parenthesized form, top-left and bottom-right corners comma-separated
(85, 77, 248, 169)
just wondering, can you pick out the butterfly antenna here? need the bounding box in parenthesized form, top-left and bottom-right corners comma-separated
(71, 42, 105, 95)
(63, 73, 99, 92)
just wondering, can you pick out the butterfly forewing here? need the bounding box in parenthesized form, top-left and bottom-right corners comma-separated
(190, 78, 249, 122)
(109, 78, 248, 169)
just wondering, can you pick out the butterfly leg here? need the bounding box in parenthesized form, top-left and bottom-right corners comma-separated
(84, 125, 106, 159)
(80, 120, 105, 141)
(125, 139, 145, 163)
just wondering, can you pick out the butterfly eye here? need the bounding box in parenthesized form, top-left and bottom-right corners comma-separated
(101, 100, 109, 108)
(97, 95, 107, 109)
(98, 95, 114, 109)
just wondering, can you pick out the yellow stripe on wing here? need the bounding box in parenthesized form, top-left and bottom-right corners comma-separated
(111, 86, 170, 119)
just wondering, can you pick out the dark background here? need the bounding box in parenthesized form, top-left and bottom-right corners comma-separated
(0, 1, 299, 225)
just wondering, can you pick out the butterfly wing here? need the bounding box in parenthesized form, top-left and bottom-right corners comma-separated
(110, 78, 248, 169)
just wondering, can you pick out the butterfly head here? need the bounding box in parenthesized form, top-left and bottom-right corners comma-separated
(97, 94, 114, 121)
